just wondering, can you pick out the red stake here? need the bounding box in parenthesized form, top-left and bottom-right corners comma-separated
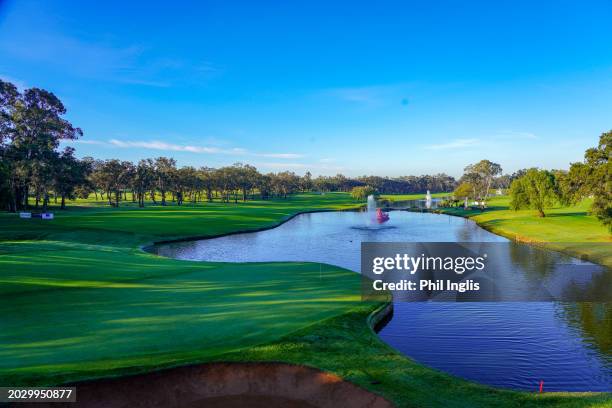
(539, 380, 544, 393)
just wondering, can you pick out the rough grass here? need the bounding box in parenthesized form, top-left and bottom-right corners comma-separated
(227, 304, 611, 408)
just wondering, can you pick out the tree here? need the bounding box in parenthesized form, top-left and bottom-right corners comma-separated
(313, 176, 336, 193)
(96, 159, 124, 207)
(0, 157, 12, 211)
(175, 166, 198, 205)
(493, 174, 512, 190)
(510, 169, 529, 182)
(52, 147, 90, 209)
(7, 86, 82, 210)
(510, 168, 558, 217)
(350, 186, 375, 201)
(198, 167, 215, 202)
(453, 182, 473, 200)
(0, 80, 19, 145)
(133, 159, 154, 207)
(153, 157, 176, 206)
(301, 171, 313, 191)
(30, 152, 56, 210)
(271, 171, 300, 198)
(560, 131, 611, 231)
(462, 160, 502, 208)
(214, 166, 236, 202)
(232, 163, 259, 201)
(258, 173, 273, 199)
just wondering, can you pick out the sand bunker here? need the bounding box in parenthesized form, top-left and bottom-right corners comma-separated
(20, 362, 394, 408)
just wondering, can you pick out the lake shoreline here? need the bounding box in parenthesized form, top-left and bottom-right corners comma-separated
(419, 205, 612, 268)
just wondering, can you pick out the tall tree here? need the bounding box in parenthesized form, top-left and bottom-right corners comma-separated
(462, 160, 502, 208)
(0, 80, 19, 145)
(154, 157, 176, 206)
(8, 87, 82, 209)
(301, 171, 313, 192)
(96, 159, 130, 207)
(53, 147, 90, 209)
(0, 80, 19, 211)
(198, 167, 215, 202)
(133, 159, 154, 207)
(510, 168, 558, 217)
(560, 131, 611, 230)
(232, 163, 259, 201)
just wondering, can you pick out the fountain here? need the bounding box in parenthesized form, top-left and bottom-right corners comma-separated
(366, 195, 389, 224)
(367, 194, 376, 213)
(425, 190, 432, 209)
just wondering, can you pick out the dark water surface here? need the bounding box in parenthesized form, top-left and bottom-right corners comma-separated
(152, 211, 611, 391)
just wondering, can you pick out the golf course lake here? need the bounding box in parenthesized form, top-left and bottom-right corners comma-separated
(152, 210, 611, 392)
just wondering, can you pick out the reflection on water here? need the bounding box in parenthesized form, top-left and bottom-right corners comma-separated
(562, 303, 612, 356)
(152, 211, 611, 391)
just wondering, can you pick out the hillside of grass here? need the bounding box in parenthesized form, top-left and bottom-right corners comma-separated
(436, 196, 611, 267)
(0, 193, 365, 385)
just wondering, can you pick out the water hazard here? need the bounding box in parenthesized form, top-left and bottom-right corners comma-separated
(151, 211, 611, 391)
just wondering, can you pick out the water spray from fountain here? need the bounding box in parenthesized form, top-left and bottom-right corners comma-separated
(366, 195, 377, 225)
(367, 195, 376, 214)
(425, 190, 432, 209)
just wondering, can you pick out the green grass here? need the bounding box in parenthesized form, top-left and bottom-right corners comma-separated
(228, 305, 611, 408)
(0, 193, 364, 385)
(436, 196, 611, 267)
(1, 192, 610, 407)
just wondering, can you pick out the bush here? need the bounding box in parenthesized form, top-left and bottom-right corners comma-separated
(350, 186, 376, 201)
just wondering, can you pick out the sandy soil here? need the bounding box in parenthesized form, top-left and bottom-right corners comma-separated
(15, 362, 394, 408)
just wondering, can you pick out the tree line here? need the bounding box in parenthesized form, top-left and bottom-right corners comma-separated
(0, 79, 458, 212)
(1, 79, 608, 231)
(508, 131, 610, 230)
(447, 133, 610, 230)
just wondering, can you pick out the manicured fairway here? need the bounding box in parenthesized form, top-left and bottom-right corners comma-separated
(1, 193, 609, 407)
(0, 193, 364, 385)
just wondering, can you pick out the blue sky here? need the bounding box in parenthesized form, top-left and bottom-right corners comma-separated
(1, 0, 611, 177)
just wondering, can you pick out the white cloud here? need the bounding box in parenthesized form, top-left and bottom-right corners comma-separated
(257, 162, 345, 172)
(259, 162, 309, 169)
(71, 139, 107, 146)
(109, 139, 222, 153)
(105, 139, 302, 159)
(424, 138, 480, 150)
